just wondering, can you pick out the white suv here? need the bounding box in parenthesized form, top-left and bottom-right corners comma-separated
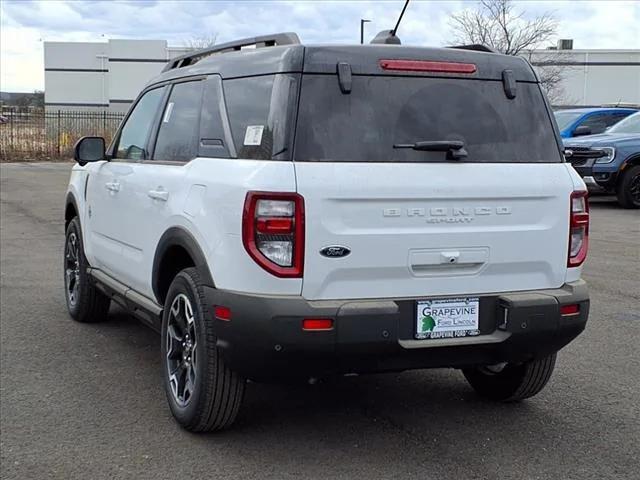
(64, 33, 590, 431)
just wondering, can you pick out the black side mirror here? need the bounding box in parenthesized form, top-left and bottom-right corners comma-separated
(74, 136, 106, 165)
(573, 125, 592, 137)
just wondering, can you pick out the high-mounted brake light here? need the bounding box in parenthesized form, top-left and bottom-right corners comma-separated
(379, 59, 477, 74)
(242, 191, 305, 278)
(568, 191, 589, 267)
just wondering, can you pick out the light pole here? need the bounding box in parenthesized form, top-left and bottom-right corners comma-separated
(360, 19, 371, 44)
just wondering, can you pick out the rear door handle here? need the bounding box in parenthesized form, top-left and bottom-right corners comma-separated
(148, 189, 169, 201)
(105, 181, 120, 192)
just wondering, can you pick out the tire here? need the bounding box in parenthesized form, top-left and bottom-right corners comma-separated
(64, 217, 111, 323)
(462, 353, 557, 402)
(616, 165, 640, 209)
(161, 268, 245, 432)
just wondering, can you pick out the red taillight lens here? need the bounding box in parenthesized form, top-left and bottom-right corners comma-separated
(568, 191, 589, 267)
(242, 191, 305, 278)
(560, 304, 580, 316)
(302, 318, 334, 331)
(214, 305, 231, 321)
(379, 59, 477, 74)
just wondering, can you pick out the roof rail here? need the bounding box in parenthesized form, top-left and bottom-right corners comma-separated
(447, 44, 496, 53)
(162, 32, 301, 72)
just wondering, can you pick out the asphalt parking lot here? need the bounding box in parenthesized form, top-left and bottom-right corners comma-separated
(1, 162, 639, 480)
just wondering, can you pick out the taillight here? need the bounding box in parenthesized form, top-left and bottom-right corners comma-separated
(568, 191, 589, 267)
(379, 59, 477, 74)
(242, 191, 304, 278)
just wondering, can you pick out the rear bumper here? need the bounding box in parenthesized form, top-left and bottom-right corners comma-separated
(205, 281, 589, 381)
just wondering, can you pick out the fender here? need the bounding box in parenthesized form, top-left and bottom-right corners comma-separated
(620, 154, 640, 172)
(65, 192, 80, 229)
(152, 227, 215, 301)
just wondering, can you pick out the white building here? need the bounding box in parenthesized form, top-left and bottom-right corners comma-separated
(44, 39, 190, 112)
(525, 43, 639, 107)
(44, 38, 639, 112)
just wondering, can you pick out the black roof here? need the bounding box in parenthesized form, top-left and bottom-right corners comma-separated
(147, 42, 537, 89)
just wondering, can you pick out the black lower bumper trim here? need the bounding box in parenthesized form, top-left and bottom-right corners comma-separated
(204, 281, 589, 381)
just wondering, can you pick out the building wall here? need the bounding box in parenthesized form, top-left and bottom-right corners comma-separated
(44, 40, 190, 112)
(45, 41, 640, 111)
(526, 49, 640, 107)
(44, 42, 109, 109)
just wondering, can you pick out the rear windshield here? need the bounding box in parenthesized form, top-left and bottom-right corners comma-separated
(294, 75, 562, 163)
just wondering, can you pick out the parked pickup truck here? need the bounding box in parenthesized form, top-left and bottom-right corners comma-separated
(554, 107, 637, 138)
(565, 111, 640, 208)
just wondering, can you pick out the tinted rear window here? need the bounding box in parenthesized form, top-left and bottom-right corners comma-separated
(294, 75, 561, 163)
(223, 74, 298, 160)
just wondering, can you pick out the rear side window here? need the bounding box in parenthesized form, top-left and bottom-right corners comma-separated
(294, 75, 562, 163)
(582, 112, 632, 132)
(608, 112, 640, 134)
(222, 74, 298, 160)
(154, 81, 203, 162)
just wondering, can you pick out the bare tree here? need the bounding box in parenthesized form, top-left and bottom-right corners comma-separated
(523, 52, 569, 105)
(183, 34, 218, 50)
(449, 0, 565, 102)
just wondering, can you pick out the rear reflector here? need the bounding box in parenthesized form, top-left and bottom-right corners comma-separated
(302, 318, 334, 331)
(560, 304, 580, 316)
(379, 59, 477, 74)
(214, 305, 232, 321)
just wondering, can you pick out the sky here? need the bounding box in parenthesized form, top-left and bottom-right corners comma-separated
(1, 0, 639, 92)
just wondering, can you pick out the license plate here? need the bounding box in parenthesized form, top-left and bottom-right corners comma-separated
(416, 297, 480, 340)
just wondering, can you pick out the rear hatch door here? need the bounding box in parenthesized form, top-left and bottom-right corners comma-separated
(294, 48, 573, 300)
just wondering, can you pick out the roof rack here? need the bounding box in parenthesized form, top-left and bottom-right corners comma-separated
(447, 44, 496, 53)
(162, 32, 301, 72)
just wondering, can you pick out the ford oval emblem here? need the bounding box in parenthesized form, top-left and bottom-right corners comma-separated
(320, 245, 351, 258)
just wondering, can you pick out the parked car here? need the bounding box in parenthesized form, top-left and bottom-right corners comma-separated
(554, 107, 637, 138)
(565, 111, 640, 208)
(64, 33, 590, 431)
(0, 114, 8, 124)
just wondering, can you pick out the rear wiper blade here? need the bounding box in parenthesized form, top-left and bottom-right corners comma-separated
(393, 140, 468, 160)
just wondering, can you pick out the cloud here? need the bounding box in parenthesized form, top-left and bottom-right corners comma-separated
(1, 0, 639, 92)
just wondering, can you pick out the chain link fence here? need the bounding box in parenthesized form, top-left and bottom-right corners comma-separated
(0, 108, 125, 161)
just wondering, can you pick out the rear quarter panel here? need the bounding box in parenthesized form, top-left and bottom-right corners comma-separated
(179, 157, 300, 295)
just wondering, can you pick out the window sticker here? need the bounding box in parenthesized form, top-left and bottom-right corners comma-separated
(163, 102, 174, 123)
(243, 125, 264, 146)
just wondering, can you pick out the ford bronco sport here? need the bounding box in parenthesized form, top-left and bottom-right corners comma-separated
(65, 33, 590, 432)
